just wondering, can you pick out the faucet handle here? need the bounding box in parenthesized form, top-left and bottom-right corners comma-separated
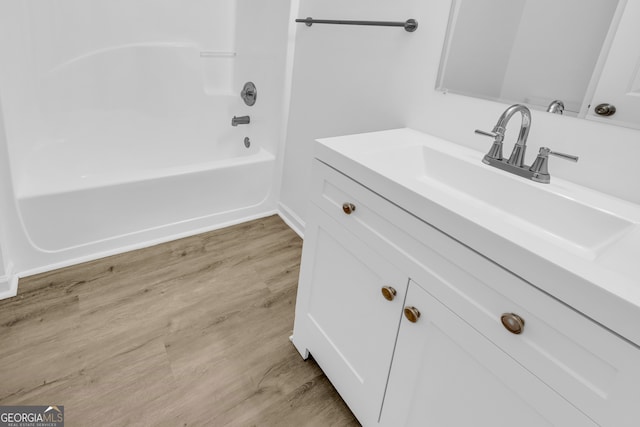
(474, 129, 499, 139)
(548, 149, 579, 162)
(475, 129, 504, 163)
(530, 147, 578, 183)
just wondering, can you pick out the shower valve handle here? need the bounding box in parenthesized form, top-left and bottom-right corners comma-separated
(241, 82, 257, 106)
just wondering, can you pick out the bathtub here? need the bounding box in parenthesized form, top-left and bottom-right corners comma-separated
(16, 138, 275, 253)
(10, 42, 276, 262)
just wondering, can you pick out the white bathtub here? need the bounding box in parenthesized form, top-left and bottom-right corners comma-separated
(11, 42, 276, 258)
(17, 140, 274, 253)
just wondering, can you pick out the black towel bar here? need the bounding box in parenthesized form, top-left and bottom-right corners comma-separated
(295, 17, 418, 32)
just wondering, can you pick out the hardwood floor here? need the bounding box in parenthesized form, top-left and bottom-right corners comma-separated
(0, 215, 360, 427)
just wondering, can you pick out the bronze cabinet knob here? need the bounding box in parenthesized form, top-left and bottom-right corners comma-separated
(381, 286, 397, 301)
(342, 203, 356, 215)
(501, 313, 525, 334)
(404, 306, 421, 323)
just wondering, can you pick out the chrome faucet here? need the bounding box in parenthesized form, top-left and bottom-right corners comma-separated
(231, 115, 250, 126)
(475, 104, 531, 167)
(475, 104, 578, 183)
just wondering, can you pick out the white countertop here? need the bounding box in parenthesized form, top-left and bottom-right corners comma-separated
(315, 128, 640, 346)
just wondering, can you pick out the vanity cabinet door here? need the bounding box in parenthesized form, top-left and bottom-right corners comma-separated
(379, 280, 597, 427)
(292, 207, 408, 426)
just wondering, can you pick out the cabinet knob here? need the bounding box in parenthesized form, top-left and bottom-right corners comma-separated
(342, 202, 356, 215)
(381, 286, 397, 301)
(404, 306, 421, 323)
(501, 313, 525, 334)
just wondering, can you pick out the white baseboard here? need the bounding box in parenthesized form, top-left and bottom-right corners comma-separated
(277, 202, 305, 238)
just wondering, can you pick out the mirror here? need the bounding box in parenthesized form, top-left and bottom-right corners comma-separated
(437, 0, 622, 117)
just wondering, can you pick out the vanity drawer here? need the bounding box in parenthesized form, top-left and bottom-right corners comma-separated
(310, 159, 413, 255)
(310, 158, 640, 426)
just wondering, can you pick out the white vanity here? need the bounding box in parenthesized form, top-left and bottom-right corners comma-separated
(291, 128, 640, 426)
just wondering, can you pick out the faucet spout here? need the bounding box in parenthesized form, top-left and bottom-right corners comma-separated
(494, 104, 531, 146)
(546, 100, 565, 115)
(231, 115, 250, 126)
(493, 104, 531, 167)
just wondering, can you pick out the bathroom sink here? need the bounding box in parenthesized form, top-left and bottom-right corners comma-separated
(330, 133, 637, 261)
(315, 127, 640, 349)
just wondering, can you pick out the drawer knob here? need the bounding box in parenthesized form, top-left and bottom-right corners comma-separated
(342, 202, 356, 215)
(501, 313, 525, 334)
(381, 286, 397, 301)
(404, 306, 421, 323)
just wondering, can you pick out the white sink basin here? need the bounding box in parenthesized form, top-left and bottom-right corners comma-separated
(324, 131, 638, 261)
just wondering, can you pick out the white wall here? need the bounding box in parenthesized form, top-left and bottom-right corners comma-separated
(279, 0, 640, 233)
(279, 0, 426, 232)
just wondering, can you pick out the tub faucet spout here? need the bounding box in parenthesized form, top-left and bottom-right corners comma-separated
(232, 115, 250, 126)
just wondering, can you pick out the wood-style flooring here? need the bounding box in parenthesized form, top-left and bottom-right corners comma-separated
(0, 215, 359, 426)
